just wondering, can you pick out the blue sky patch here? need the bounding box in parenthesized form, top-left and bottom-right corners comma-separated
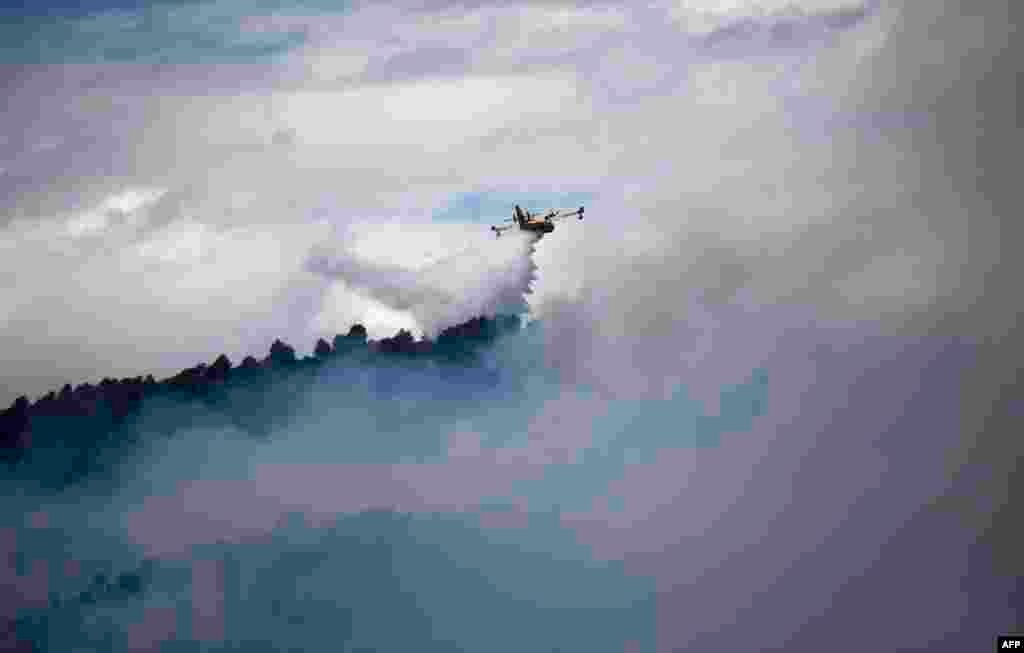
(0, 0, 347, 64)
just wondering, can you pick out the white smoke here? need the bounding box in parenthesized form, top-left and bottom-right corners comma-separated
(306, 220, 539, 339)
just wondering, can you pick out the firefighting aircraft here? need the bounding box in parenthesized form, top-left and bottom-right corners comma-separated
(491, 204, 584, 238)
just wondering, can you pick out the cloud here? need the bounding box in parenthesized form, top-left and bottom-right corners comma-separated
(269, 72, 585, 150)
(520, 0, 1012, 366)
(666, 0, 872, 37)
(0, 186, 331, 404)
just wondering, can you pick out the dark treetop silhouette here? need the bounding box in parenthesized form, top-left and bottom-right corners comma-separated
(0, 314, 521, 483)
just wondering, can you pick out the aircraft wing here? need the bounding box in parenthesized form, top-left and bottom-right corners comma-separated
(549, 206, 585, 222)
(490, 217, 517, 236)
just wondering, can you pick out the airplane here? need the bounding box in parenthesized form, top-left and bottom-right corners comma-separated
(491, 204, 584, 238)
